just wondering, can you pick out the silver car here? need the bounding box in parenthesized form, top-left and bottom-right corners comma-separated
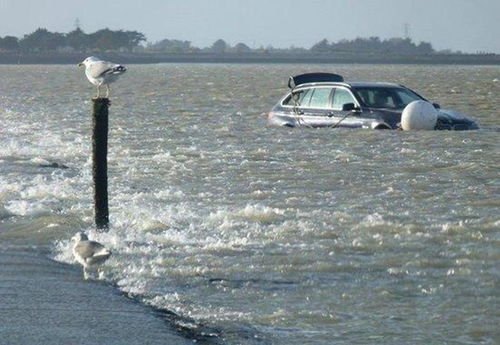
(268, 73, 479, 130)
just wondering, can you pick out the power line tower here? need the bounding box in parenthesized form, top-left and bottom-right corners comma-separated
(404, 23, 411, 40)
(74, 18, 82, 30)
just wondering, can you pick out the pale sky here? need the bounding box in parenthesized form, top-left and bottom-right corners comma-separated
(1, 0, 499, 53)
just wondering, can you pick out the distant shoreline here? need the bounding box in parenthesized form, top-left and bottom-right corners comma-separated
(1, 52, 499, 65)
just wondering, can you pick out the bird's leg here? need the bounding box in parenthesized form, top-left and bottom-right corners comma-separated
(96, 85, 101, 98)
(98, 269, 105, 280)
(83, 267, 89, 280)
(105, 84, 110, 98)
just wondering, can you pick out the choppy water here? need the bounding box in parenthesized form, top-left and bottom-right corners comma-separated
(1, 63, 499, 344)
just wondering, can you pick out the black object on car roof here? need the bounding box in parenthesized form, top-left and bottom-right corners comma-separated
(288, 73, 344, 89)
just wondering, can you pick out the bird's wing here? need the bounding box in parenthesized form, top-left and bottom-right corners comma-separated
(74, 240, 105, 258)
(87, 61, 126, 79)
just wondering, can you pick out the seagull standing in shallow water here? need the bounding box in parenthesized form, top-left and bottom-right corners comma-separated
(78, 56, 126, 98)
(72, 232, 111, 279)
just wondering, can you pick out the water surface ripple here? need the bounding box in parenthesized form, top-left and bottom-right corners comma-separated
(0, 64, 499, 344)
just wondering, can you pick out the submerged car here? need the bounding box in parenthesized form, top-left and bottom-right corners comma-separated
(268, 73, 479, 130)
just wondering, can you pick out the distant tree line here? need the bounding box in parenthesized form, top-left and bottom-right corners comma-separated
(1, 27, 451, 56)
(0, 28, 146, 53)
(0, 28, 266, 54)
(311, 37, 434, 55)
(146, 38, 254, 54)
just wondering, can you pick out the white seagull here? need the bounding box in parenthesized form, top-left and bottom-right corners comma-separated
(78, 56, 126, 98)
(72, 232, 111, 279)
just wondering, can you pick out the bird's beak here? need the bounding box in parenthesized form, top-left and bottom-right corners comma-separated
(77, 62, 84, 67)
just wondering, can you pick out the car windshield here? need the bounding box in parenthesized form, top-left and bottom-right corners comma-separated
(353, 87, 423, 109)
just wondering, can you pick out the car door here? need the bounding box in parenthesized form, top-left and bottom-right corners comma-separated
(295, 87, 335, 127)
(329, 87, 365, 128)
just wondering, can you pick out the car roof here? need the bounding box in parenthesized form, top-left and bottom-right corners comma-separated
(294, 81, 404, 89)
(346, 82, 403, 88)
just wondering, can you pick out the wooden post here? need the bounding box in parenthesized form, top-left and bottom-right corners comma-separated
(92, 98, 110, 230)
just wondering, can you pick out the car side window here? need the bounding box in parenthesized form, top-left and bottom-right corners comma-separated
(299, 89, 313, 107)
(309, 88, 333, 109)
(353, 87, 422, 109)
(283, 88, 313, 107)
(332, 88, 356, 111)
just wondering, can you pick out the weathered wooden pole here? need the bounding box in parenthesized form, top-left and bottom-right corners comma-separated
(92, 98, 110, 230)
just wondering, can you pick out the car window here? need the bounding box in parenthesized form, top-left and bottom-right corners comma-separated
(354, 87, 422, 109)
(332, 88, 356, 110)
(395, 89, 421, 107)
(299, 89, 313, 107)
(356, 89, 373, 106)
(282, 88, 313, 107)
(309, 88, 333, 109)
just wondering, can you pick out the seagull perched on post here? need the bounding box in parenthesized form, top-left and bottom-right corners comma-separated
(78, 56, 126, 98)
(71, 232, 111, 279)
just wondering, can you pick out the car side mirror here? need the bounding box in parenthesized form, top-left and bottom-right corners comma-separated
(342, 103, 355, 111)
(342, 103, 360, 112)
(433, 103, 441, 109)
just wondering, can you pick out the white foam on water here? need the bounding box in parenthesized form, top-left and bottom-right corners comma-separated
(208, 204, 286, 226)
(49, 198, 306, 333)
(4, 200, 50, 217)
(357, 213, 392, 228)
(3, 64, 498, 345)
(0, 205, 15, 219)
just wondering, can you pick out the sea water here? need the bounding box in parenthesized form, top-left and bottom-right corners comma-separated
(0, 63, 499, 344)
